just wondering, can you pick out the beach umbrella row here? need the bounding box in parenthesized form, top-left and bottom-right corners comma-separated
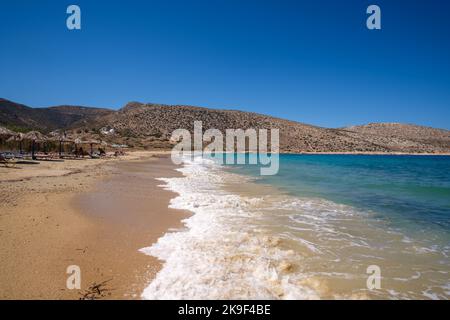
(1, 127, 116, 158)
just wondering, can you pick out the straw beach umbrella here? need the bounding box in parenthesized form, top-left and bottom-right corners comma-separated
(48, 133, 71, 158)
(85, 139, 100, 155)
(6, 132, 25, 154)
(0, 126, 15, 149)
(74, 138, 82, 157)
(0, 126, 15, 138)
(23, 131, 47, 160)
(23, 131, 47, 141)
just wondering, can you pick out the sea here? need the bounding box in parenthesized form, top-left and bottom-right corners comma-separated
(140, 154, 450, 299)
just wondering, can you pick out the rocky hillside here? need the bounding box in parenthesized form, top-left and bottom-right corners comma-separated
(0, 98, 113, 133)
(343, 123, 450, 153)
(81, 102, 450, 153)
(1, 98, 449, 153)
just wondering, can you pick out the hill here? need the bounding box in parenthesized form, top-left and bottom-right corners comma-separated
(343, 123, 450, 153)
(1, 98, 449, 153)
(0, 98, 113, 133)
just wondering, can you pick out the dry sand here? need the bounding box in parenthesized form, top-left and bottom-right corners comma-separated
(0, 151, 188, 299)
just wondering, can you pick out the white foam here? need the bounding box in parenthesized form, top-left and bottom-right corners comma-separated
(140, 155, 450, 300)
(140, 155, 320, 299)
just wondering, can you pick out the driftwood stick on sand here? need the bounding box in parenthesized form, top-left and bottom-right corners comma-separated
(79, 278, 114, 300)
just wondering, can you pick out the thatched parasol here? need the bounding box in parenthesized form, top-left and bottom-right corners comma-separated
(23, 131, 47, 142)
(7, 132, 24, 141)
(83, 139, 100, 155)
(6, 132, 25, 153)
(47, 135, 68, 143)
(22, 131, 47, 159)
(72, 138, 84, 157)
(0, 126, 16, 151)
(0, 126, 15, 138)
(47, 134, 73, 157)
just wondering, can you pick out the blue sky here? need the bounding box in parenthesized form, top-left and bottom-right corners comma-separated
(1, 0, 449, 129)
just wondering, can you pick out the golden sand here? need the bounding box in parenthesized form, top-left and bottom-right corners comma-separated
(0, 151, 188, 299)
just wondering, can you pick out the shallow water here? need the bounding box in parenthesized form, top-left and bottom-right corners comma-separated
(141, 154, 450, 299)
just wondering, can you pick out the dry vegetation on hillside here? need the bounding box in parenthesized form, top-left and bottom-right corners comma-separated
(1, 99, 449, 153)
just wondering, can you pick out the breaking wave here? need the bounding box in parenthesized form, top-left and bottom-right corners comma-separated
(140, 156, 450, 300)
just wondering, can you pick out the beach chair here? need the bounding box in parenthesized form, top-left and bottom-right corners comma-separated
(0, 153, 16, 168)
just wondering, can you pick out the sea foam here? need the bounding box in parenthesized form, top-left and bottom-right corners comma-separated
(140, 155, 450, 300)
(140, 156, 321, 299)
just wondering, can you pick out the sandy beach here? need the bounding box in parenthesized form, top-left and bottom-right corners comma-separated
(0, 151, 188, 299)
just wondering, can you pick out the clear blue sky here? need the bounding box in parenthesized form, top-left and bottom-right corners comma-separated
(1, 0, 449, 129)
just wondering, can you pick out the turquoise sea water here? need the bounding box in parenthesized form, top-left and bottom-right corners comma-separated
(224, 154, 450, 299)
(144, 154, 450, 299)
(232, 154, 450, 231)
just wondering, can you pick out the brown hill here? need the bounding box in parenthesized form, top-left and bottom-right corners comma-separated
(0, 98, 113, 133)
(82, 102, 450, 153)
(343, 123, 450, 153)
(1, 99, 449, 153)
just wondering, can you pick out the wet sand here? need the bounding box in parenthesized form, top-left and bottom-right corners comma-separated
(0, 152, 188, 299)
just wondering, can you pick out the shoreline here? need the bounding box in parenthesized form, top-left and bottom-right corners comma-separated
(157, 149, 450, 156)
(239, 151, 450, 156)
(141, 155, 450, 299)
(0, 151, 187, 299)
